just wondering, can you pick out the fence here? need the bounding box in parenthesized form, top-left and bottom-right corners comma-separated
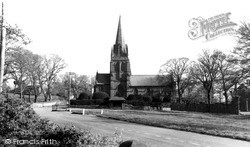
(52, 104, 68, 111)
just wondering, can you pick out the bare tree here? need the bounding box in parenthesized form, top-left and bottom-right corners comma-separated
(69, 73, 91, 98)
(8, 48, 32, 99)
(216, 51, 247, 105)
(26, 53, 43, 102)
(43, 54, 66, 101)
(232, 22, 250, 82)
(159, 57, 191, 103)
(53, 72, 92, 99)
(2, 24, 31, 89)
(36, 58, 47, 101)
(191, 49, 220, 112)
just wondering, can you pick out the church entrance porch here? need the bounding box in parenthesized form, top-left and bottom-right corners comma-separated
(109, 96, 126, 107)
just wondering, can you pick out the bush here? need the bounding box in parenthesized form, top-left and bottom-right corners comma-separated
(42, 125, 123, 147)
(142, 96, 153, 102)
(163, 96, 171, 102)
(70, 99, 104, 105)
(126, 94, 135, 100)
(92, 92, 109, 100)
(77, 92, 90, 100)
(0, 95, 47, 140)
(0, 94, 123, 146)
(152, 96, 162, 102)
(126, 100, 150, 107)
(127, 95, 144, 101)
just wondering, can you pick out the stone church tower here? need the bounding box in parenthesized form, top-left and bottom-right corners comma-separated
(110, 16, 131, 98)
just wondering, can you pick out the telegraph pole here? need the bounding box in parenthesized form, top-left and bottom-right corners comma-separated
(0, 2, 6, 93)
(68, 72, 72, 107)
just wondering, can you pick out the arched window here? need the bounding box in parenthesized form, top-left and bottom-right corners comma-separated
(121, 62, 127, 72)
(115, 62, 120, 72)
(117, 84, 126, 97)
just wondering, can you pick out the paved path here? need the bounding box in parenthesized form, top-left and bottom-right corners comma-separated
(240, 111, 250, 115)
(34, 107, 250, 147)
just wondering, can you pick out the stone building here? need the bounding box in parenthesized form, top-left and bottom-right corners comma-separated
(94, 17, 170, 99)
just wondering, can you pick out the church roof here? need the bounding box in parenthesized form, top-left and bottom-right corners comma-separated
(130, 75, 164, 87)
(96, 73, 110, 85)
(109, 96, 126, 101)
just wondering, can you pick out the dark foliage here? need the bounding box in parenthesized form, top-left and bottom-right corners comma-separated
(0, 94, 122, 146)
(142, 96, 153, 102)
(77, 92, 90, 100)
(92, 92, 109, 100)
(0, 95, 54, 145)
(126, 100, 150, 107)
(152, 96, 162, 102)
(127, 94, 152, 102)
(70, 99, 104, 105)
(163, 96, 171, 102)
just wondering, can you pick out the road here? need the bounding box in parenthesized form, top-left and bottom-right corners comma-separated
(34, 107, 250, 147)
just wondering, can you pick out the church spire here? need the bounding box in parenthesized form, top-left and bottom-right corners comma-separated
(115, 16, 125, 46)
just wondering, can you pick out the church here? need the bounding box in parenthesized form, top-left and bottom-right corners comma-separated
(94, 17, 170, 100)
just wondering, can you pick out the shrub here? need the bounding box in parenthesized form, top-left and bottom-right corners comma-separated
(92, 92, 109, 100)
(150, 102, 162, 107)
(77, 92, 90, 100)
(163, 96, 171, 102)
(41, 125, 123, 146)
(126, 100, 150, 107)
(101, 97, 110, 106)
(0, 95, 53, 143)
(152, 96, 162, 102)
(127, 95, 143, 101)
(126, 94, 134, 100)
(0, 94, 123, 146)
(70, 99, 104, 105)
(142, 96, 153, 102)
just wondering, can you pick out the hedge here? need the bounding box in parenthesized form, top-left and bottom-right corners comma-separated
(0, 94, 122, 146)
(127, 94, 152, 102)
(92, 92, 109, 100)
(70, 99, 104, 105)
(77, 92, 90, 100)
(125, 100, 163, 107)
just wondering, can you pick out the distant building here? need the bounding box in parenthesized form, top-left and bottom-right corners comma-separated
(94, 17, 171, 100)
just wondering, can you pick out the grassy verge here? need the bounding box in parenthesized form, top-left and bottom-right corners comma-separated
(97, 110, 250, 141)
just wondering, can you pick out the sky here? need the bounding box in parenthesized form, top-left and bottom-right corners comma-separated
(2, 0, 250, 76)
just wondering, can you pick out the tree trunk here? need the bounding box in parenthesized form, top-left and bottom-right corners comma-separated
(28, 92, 31, 103)
(246, 97, 249, 112)
(222, 78, 229, 105)
(177, 87, 182, 103)
(177, 79, 182, 103)
(41, 86, 47, 102)
(207, 89, 211, 112)
(47, 85, 52, 101)
(22, 94, 25, 101)
(33, 85, 37, 103)
(20, 83, 23, 100)
(34, 94, 37, 103)
(223, 91, 228, 105)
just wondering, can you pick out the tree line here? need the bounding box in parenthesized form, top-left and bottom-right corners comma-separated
(2, 24, 67, 102)
(3, 24, 93, 103)
(159, 23, 250, 111)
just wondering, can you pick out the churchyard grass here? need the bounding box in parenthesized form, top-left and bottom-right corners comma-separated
(98, 110, 250, 141)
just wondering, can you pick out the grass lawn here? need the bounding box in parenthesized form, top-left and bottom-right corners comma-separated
(98, 110, 250, 141)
